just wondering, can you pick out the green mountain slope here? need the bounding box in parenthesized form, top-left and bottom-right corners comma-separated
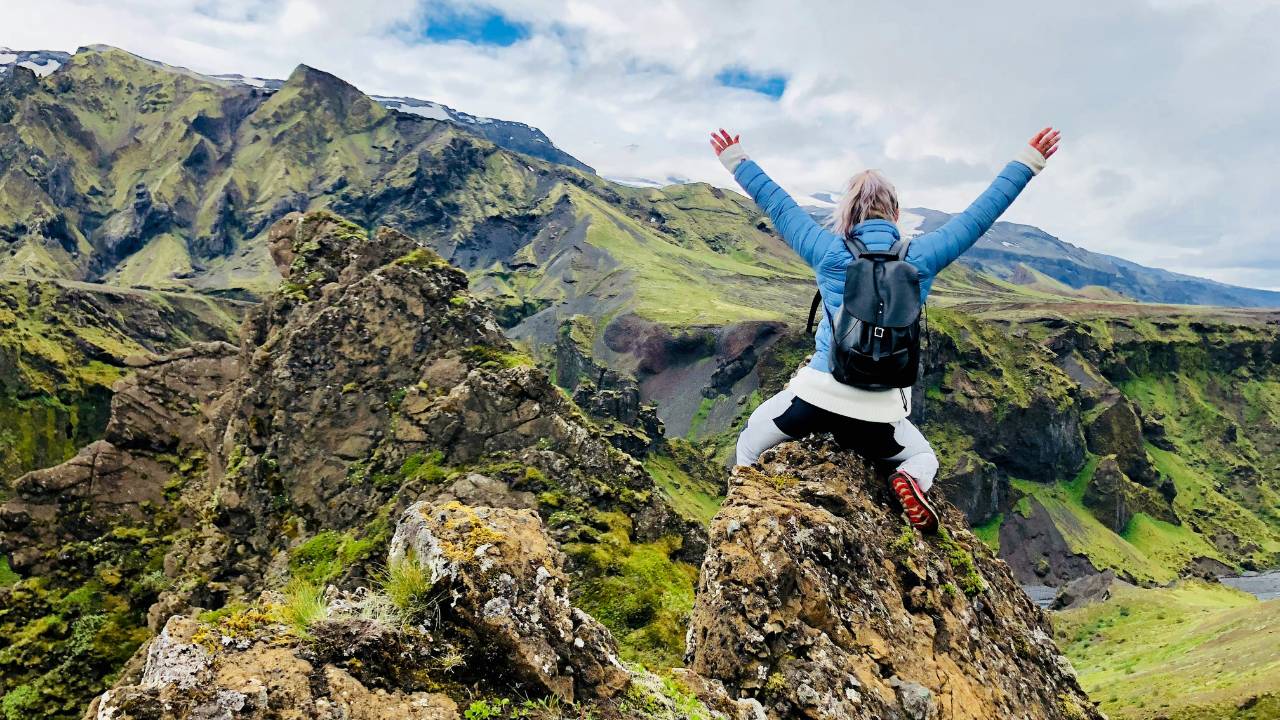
(1055, 581, 1280, 719)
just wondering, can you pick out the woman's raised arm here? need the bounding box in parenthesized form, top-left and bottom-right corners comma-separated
(711, 129, 836, 269)
(908, 127, 1061, 280)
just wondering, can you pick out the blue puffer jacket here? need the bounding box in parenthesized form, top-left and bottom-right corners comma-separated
(732, 158, 1037, 372)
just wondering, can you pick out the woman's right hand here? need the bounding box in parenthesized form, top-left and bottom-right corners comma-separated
(711, 128, 749, 171)
(1029, 127, 1061, 160)
(710, 128, 741, 156)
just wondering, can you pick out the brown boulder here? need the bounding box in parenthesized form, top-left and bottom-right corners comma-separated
(85, 616, 458, 720)
(684, 438, 1102, 720)
(389, 500, 630, 703)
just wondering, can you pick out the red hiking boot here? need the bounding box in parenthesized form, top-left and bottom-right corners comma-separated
(890, 471, 939, 534)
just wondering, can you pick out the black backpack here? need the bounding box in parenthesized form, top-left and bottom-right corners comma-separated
(804, 236, 922, 390)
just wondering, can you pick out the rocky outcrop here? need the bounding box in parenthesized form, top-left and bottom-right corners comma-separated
(0, 210, 705, 718)
(86, 615, 459, 720)
(1082, 455, 1177, 533)
(684, 438, 1102, 720)
(0, 341, 239, 574)
(389, 500, 629, 702)
(555, 315, 663, 455)
(87, 497, 713, 720)
(1083, 396, 1160, 489)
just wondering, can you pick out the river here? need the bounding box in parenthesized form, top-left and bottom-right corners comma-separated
(1022, 570, 1280, 609)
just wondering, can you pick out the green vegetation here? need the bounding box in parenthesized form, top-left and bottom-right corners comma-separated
(972, 513, 1003, 553)
(644, 450, 723, 526)
(564, 512, 698, 669)
(1012, 476, 1178, 585)
(935, 527, 987, 596)
(280, 579, 329, 637)
(0, 524, 172, 719)
(380, 554, 437, 623)
(1056, 582, 1280, 719)
(0, 279, 240, 483)
(288, 530, 381, 585)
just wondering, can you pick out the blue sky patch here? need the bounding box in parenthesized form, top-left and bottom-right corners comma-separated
(715, 67, 787, 99)
(422, 8, 529, 46)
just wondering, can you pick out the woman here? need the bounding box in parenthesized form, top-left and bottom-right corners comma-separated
(711, 126, 1060, 532)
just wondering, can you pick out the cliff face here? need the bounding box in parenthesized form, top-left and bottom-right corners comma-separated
(0, 278, 244, 485)
(682, 438, 1102, 720)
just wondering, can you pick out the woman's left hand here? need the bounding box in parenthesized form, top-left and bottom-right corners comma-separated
(1029, 127, 1061, 160)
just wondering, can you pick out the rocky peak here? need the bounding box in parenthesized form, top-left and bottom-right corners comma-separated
(268, 63, 387, 131)
(682, 438, 1103, 720)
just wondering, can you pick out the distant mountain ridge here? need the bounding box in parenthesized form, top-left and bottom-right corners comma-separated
(791, 196, 1280, 308)
(0, 45, 591, 173)
(903, 207, 1280, 308)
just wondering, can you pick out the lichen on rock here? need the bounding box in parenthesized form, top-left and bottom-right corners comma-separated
(683, 437, 1104, 720)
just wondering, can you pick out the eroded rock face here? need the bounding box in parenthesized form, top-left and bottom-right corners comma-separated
(684, 438, 1103, 720)
(1084, 396, 1161, 490)
(0, 342, 240, 573)
(86, 616, 458, 720)
(389, 500, 629, 703)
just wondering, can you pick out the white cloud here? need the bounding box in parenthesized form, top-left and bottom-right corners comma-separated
(3, 0, 1278, 289)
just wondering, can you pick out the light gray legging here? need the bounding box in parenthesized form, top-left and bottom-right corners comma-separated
(735, 387, 939, 492)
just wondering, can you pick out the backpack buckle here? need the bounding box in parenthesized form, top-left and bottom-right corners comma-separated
(873, 326, 885, 338)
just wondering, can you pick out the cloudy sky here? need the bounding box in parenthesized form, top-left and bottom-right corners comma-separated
(4, 0, 1279, 288)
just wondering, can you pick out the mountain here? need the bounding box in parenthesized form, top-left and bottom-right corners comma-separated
(0, 45, 590, 177)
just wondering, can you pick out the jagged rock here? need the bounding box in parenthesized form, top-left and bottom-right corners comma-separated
(1051, 570, 1127, 610)
(1083, 457, 1136, 533)
(936, 451, 1007, 526)
(389, 500, 630, 703)
(1083, 455, 1177, 533)
(4, 210, 704, 718)
(0, 342, 239, 573)
(1084, 396, 1160, 489)
(85, 616, 458, 720)
(107, 341, 241, 450)
(684, 438, 1102, 720)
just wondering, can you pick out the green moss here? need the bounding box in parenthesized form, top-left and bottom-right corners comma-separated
(685, 397, 716, 440)
(462, 345, 535, 370)
(644, 450, 723, 526)
(935, 527, 987, 596)
(288, 530, 379, 585)
(0, 558, 18, 587)
(972, 513, 1003, 553)
(564, 512, 698, 669)
(391, 247, 449, 269)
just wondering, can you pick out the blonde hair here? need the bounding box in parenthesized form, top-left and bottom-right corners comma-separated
(830, 169, 899, 239)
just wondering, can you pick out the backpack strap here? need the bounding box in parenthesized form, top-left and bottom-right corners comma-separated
(888, 236, 913, 260)
(843, 234, 870, 258)
(805, 291, 822, 335)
